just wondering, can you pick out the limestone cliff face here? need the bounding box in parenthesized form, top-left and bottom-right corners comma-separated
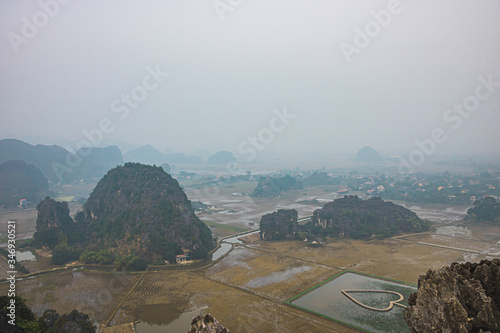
(186, 314, 229, 333)
(404, 259, 500, 333)
(34, 197, 79, 248)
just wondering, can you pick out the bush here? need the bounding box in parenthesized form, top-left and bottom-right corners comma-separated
(79, 250, 114, 265)
(190, 247, 208, 259)
(130, 258, 148, 271)
(52, 243, 80, 265)
(114, 254, 149, 271)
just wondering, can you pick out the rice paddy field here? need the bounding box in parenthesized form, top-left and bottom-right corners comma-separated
(1, 181, 499, 332)
(1, 225, 498, 332)
(0, 269, 140, 323)
(288, 272, 417, 333)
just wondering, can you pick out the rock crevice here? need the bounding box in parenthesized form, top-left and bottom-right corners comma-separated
(404, 259, 500, 333)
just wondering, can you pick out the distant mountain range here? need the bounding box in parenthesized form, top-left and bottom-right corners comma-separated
(0, 160, 50, 209)
(0, 139, 240, 184)
(0, 139, 123, 183)
(123, 145, 203, 165)
(123, 145, 238, 166)
(123, 144, 167, 165)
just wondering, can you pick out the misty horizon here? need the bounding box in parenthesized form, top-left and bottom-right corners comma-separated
(1, 0, 500, 166)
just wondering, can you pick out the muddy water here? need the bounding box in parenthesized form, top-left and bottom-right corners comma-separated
(135, 304, 207, 332)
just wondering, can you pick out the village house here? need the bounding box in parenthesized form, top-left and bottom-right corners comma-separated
(176, 254, 190, 264)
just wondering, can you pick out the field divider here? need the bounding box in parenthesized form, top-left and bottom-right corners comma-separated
(394, 235, 500, 257)
(104, 271, 147, 327)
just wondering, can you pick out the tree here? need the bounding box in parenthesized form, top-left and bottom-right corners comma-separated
(41, 309, 95, 333)
(0, 296, 39, 333)
(52, 243, 80, 265)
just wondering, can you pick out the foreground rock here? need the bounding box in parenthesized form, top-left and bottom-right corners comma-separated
(186, 314, 229, 333)
(404, 259, 500, 333)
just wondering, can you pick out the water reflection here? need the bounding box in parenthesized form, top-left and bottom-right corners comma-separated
(211, 243, 232, 261)
(210, 230, 260, 262)
(291, 272, 416, 333)
(224, 230, 259, 244)
(135, 304, 207, 333)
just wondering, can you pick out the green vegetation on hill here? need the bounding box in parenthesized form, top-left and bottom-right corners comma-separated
(33, 163, 214, 266)
(307, 195, 430, 240)
(0, 160, 49, 209)
(252, 175, 303, 198)
(34, 197, 85, 249)
(260, 209, 298, 240)
(466, 196, 500, 223)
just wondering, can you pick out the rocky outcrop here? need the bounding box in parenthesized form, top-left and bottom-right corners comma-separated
(34, 197, 79, 248)
(260, 209, 298, 240)
(404, 259, 500, 333)
(356, 146, 382, 163)
(83, 163, 214, 261)
(312, 195, 430, 239)
(186, 314, 229, 333)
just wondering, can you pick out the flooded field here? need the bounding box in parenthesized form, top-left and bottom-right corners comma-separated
(187, 182, 471, 232)
(186, 182, 332, 230)
(399, 203, 468, 224)
(289, 272, 416, 333)
(1, 180, 498, 332)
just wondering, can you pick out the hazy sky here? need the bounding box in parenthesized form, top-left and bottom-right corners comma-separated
(1, 0, 499, 162)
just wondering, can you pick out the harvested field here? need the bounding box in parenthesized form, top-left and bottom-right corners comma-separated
(114, 270, 358, 332)
(401, 232, 500, 256)
(251, 238, 475, 284)
(0, 270, 139, 323)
